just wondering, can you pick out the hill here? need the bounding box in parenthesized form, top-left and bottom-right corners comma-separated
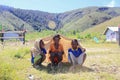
(0, 5, 120, 32)
(83, 16, 120, 34)
(60, 7, 120, 32)
(0, 11, 33, 31)
(0, 5, 60, 31)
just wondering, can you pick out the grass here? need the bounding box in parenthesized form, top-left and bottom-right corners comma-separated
(0, 40, 120, 80)
(26, 30, 56, 41)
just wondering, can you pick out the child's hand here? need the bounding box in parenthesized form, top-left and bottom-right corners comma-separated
(82, 48, 86, 52)
(41, 52, 45, 55)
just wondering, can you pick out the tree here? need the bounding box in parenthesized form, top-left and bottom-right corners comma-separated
(73, 30, 76, 35)
(0, 25, 2, 31)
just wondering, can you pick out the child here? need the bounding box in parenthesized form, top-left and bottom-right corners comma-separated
(68, 39, 86, 68)
(49, 34, 64, 66)
(31, 39, 47, 67)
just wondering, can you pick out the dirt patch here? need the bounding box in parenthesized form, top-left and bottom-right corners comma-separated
(87, 48, 110, 52)
(90, 63, 120, 74)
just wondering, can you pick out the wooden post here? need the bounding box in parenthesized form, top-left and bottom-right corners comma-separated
(1, 32, 4, 44)
(0, 31, 4, 45)
(0, 31, 26, 45)
(23, 31, 25, 44)
(119, 25, 120, 46)
(0, 25, 3, 44)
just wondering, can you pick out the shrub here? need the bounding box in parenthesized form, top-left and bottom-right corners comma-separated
(14, 52, 22, 58)
(0, 60, 20, 80)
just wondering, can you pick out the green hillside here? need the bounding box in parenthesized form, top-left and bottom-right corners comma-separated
(61, 12, 111, 31)
(0, 11, 33, 31)
(60, 7, 120, 32)
(83, 16, 120, 34)
(0, 5, 120, 32)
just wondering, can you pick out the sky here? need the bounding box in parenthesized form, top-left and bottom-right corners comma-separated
(0, 0, 120, 13)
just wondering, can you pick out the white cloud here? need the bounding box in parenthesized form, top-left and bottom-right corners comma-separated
(106, 0, 115, 7)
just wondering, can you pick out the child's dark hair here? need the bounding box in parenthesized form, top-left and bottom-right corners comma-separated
(53, 34, 61, 40)
(39, 40, 44, 48)
(71, 39, 79, 45)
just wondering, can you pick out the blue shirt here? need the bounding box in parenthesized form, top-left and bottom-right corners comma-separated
(41, 48, 47, 54)
(68, 48, 83, 57)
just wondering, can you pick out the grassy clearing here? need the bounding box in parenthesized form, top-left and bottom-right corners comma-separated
(0, 41, 120, 80)
(26, 30, 55, 41)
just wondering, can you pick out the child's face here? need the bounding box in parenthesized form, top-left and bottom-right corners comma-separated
(72, 42, 78, 50)
(54, 37, 60, 44)
(40, 40, 45, 48)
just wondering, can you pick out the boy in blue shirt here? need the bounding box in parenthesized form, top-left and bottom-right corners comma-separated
(68, 39, 86, 69)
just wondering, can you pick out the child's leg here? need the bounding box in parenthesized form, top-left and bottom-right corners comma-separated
(50, 53, 56, 63)
(31, 56, 34, 64)
(69, 52, 76, 65)
(69, 53, 78, 71)
(57, 52, 63, 63)
(41, 54, 46, 62)
(30, 51, 34, 64)
(78, 53, 86, 66)
(39, 54, 46, 65)
(81, 53, 87, 66)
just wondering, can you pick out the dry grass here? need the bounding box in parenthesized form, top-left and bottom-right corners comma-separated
(0, 40, 120, 80)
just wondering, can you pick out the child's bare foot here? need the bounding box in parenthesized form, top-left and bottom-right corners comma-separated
(69, 66, 75, 72)
(76, 64, 83, 68)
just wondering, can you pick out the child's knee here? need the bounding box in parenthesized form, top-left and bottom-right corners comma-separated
(84, 53, 87, 58)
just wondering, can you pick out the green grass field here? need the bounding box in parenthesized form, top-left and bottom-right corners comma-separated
(0, 35, 120, 80)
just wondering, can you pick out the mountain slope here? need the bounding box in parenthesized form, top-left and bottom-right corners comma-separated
(61, 11, 111, 31)
(0, 11, 33, 31)
(59, 7, 120, 32)
(0, 5, 60, 31)
(0, 5, 120, 32)
(9, 8, 61, 31)
(82, 16, 120, 34)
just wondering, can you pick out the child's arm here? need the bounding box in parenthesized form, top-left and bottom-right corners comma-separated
(30, 49, 34, 64)
(30, 49, 33, 57)
(78, 43, 86, 52)
(49, 44, 53, 54)
(41, 48, 47, 55)
(60, 44, 64, 54)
